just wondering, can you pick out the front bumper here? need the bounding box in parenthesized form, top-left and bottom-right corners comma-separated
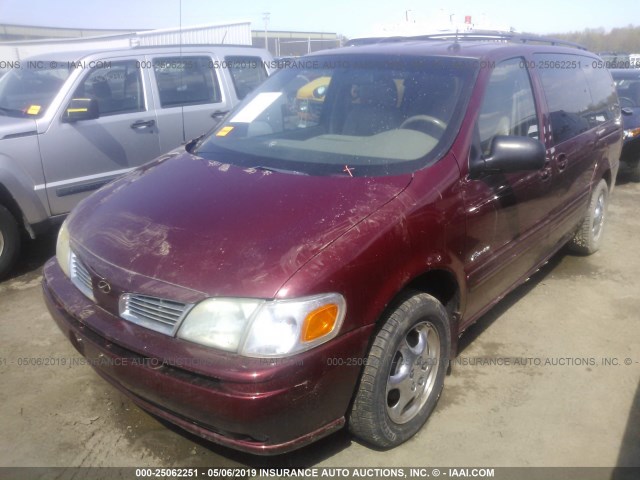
(42, 258, 372, 455)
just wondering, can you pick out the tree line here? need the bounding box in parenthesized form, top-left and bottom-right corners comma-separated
(546, 25, 640, 53)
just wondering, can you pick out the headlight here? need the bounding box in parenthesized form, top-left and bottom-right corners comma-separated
(56, 219, 71, 277)
(177, 293, 346, 357)
(624, 127, 640, 139)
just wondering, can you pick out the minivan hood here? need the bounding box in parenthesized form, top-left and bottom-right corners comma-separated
(69, 152, 411, 298)
(0, 115, 37, 140)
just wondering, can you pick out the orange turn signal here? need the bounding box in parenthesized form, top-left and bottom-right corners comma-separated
(301, 304, 339, 342)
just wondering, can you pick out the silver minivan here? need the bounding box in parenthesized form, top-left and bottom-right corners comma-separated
(0, 44, 273, 277)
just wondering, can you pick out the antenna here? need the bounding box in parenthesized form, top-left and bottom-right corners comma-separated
(448, 29, 461, 52)
(179, 0, 186, 144)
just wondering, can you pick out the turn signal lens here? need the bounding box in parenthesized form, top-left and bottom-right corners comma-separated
(624, 127, 640, 139)
(302, 304, 339, 342)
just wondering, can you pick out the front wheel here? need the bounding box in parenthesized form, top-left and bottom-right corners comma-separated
(0, 205, 20, 280)
(349, 292, 450, 448)
(567, 178, 609, 255)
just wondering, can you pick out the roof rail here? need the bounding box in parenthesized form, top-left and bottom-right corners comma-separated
(129, 43, 259, 50)
(346, 30, 587, 50)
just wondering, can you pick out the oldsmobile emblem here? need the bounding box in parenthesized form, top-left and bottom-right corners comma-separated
(97, 279, 112, 294)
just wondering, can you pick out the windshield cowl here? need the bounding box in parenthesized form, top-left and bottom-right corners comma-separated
(0, 115, 38, 139)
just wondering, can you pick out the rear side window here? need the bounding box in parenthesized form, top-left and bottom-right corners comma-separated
(225, 56, 268, 100)
(153, 56, 221, 108)
(74, 60, 144, 116)
(535, 54, 599, 144)
(478, 58, 539, 156)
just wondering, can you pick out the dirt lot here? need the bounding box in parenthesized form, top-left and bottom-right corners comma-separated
(0, 172, 639, 471)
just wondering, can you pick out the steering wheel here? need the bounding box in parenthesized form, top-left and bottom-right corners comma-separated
(400, 115, 447, 133)
(619, 96, 636, 109)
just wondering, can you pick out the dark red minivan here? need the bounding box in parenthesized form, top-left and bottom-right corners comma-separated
(43, 33, 622, 455)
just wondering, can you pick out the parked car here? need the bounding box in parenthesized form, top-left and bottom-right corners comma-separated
(0, 44, 272, 278)
(611, 69, 640, 179)
(43, 33, 622, 455)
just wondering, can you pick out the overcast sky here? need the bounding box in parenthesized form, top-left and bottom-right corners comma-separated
(0, 0, 637, 39)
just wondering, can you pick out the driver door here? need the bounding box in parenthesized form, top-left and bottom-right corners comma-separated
(461, 57, 552, 322)
(39, 57, 161, 215)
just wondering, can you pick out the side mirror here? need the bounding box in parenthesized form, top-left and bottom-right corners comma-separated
(62, 98, 99, 122)
(470, 136, 545, 176)
(184, 134, 205, 153)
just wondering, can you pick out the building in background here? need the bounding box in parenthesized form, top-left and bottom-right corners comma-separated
(367, 10, 514, 38)
(251, 30, 341, 57)
(0, 22, 340, 66)
(0, 22, 253, 64)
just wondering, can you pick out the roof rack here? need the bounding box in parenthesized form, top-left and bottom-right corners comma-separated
(129, 43, 259, 50)
(346, 30, 587, 51)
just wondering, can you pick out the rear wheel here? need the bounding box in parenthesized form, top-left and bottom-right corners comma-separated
(0, 205, 20, 280)
(568, 179, 609, 255)
(349, 291, 450, 448)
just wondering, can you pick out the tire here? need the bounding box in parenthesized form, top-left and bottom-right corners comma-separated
(0, 205, 20, 280)
(349, 291, 451, 448)
(568, 179, 609, 255)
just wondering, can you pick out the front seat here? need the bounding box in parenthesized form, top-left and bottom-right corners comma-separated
(342, 77, 400, 136)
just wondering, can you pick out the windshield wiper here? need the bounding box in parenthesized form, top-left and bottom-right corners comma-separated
(253, 165, 308, 176)
(0, 106, 27, 116)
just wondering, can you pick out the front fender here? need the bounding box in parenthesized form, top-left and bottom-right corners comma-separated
(0, 150, 50, 228)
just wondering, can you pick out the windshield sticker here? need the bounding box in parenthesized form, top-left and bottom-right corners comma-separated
(230, 92, 282, 123)
(216, 126, 234, 137)
(26, 105, 42, 115)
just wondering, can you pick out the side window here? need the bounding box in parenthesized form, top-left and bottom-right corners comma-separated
(225, 56, 268, 100)
(153, 56, 221, 108)
(616, 77, 640, 108)
(582, 63, 618, 126)
(534, 54, 591, 144)
(74, 60, 144, 116)
(478, 58, 539, 156)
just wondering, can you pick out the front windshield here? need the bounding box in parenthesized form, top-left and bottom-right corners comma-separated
(0, 63, 72, 118)
(195, 54, 478, 176)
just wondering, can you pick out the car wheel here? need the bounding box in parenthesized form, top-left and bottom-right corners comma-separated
(0, 205, 20, 280)
(568, 178, 609, 255)
(349, 291, 450, 448)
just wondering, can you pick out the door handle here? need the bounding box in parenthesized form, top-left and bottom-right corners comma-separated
(540, 159, 552, 181)
(130, 119, 155, 129)
(557, 153, 568, 172)
(540, 166, 552, 181)
(211, 110, 229, 119)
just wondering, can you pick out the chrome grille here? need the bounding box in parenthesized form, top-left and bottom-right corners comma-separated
(70, 251, 95, 301)
(119, 294, 192, 335)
